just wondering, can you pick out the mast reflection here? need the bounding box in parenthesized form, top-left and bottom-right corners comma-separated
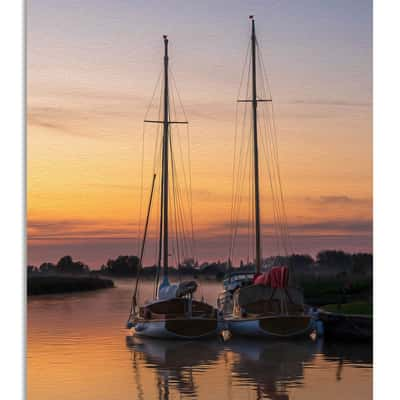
(126, 336, 221, 399)
(226, 339, 318, 399)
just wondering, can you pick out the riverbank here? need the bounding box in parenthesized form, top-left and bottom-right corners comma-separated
(28, 275, 114, 296)
(319, 302, 373, 341)
(322, 301, 372, 316)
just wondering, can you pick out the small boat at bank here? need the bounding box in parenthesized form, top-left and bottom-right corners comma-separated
(318, 310, 372, 341)
(217, 17, 312, 338)
(127, 35, 220, 339)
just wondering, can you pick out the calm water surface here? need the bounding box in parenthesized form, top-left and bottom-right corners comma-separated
(27, 279, 372, 400)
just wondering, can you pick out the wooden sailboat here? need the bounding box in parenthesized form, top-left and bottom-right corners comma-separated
(127, 35, 221, 339)
(217, 17, 312, 338)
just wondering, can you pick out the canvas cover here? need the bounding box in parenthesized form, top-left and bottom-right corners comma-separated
(158, 281, 198, 300)
(238, 285, 304, 307)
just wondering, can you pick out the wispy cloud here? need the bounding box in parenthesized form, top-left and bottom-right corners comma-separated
(197, 218, 372, 237)
(28, 214, 372, 245)
(288, 99, 372, 108)
(305, 195, 372, 206)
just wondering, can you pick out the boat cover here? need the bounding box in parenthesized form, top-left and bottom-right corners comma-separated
(158, 281, 198, 300)
(238, 285, 304, 307)
(254, 266, 289, 288)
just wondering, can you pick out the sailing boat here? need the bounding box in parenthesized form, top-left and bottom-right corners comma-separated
(217, 17, 312, 338)
(127, 35, 221, 339)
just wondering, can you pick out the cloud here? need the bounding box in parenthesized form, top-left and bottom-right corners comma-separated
(28, 218, 137, 241)
(197, 218, 372, 237)
(28, 232, 373, 267)
(304, 195, 372, 206)
(288, 99, 372, 108)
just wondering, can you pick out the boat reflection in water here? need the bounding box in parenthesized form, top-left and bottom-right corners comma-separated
(126, 336, 324, 400)
(226, 339, 319, 400)
(126, 336, 371, 399)
(322, 341, 372, 382)
(126, 336, 222, 399)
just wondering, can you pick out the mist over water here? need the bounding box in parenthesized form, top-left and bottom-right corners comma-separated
(27, 280, 372, 400)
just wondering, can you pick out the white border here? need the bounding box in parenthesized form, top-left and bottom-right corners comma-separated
(0, 1, 24, 398)
(1, 0, 399, 398)
(374, 0, 400, 398)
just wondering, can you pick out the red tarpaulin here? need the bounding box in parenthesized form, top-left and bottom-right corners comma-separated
(253, 266, 289, 288)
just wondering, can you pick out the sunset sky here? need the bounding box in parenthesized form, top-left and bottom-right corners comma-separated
(27, 0, 372, 268)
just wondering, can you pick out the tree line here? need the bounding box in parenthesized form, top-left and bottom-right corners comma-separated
(27, 250, 372, 279)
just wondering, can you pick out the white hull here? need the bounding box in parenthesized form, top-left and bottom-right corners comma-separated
(227, 315, 313, 338)
(133, 318, 223, 340)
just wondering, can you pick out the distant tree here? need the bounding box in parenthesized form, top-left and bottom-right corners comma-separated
(288, 254, 314, 269)
(200, 262, 227, 279)
(182, 258, 195, 269)
(104, 255, 139, 275)
(57, 255, 89, 274)
(352, 253, 373, 275)
(39, 262, 57, 273)
(27, 265, 38, 274)
(316, 250, 352, 270)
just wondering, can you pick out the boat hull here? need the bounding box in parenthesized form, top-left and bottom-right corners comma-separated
(319, 311, 372, 341)
(227, 315, 313, 338)
(133, 318, 222, 340)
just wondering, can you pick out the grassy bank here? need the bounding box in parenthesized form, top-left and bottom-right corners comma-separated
(28, 275, 114, 296)
(301, 279, 372, 306)
(322, 301, 372, 316)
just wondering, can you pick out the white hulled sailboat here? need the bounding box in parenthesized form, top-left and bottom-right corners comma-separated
(217, 17, 312, 338)
(127, 35, 221, 339)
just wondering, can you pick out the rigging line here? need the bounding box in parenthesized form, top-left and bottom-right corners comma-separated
(256, 88, 282, 255)
(169, 124, 185, 261)
(259, 83, 286, 255)
(169, 76, 193, 257)
(137, 73, 163, 258)
(152, 82, 164, 175)
(154, 136, 164, 299)
(130, 172, 157, 319)
(137, 121, 146, 255)
(153, 77, 165, 298)
(230, 40, 251, 216)
(255, 45, 284, 246)
(270, 100, 293, 254)
(247, 125, 255, 266)
(170, 136, 182, 280)
(231, 123, 252, 263)
(168, 131, 189, 262)
(257, 49, 291, 258)
(152, 176, 161, 267)
(256, 45, 291, 255)
(144, 69, 163, 120)
(229, 51, 252, 260)
(260, 101, 285, 247)
(230, 112, 248, 260)
(174, 160, 192, 259)
(246, 138, 252, 265)
(169, 70, 195, 255)
(233, 55, 253, 256)
(229, 40, 251, 261)
(259, 101, 282, 255)
(169, 81, 192, 260)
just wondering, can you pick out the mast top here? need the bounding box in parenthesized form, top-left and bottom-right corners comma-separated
(250, 15, 255, 33)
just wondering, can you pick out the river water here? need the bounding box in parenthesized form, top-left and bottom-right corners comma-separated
(27, 279, 372, 400)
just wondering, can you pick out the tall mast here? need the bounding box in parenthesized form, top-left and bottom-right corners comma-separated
(144, 36, 188, 295)
(161, 35, 170, 284)
(250, 16, 262, 274)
